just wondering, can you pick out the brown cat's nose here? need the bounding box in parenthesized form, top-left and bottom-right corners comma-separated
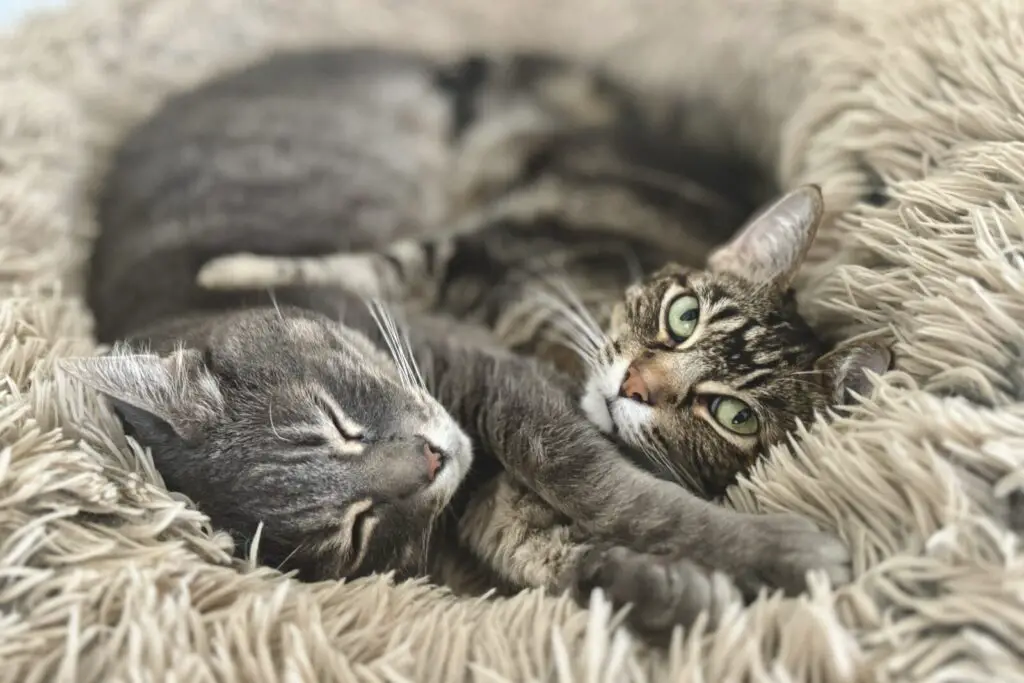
(424, 442, 444, 482)
(619, 364, 654, 405)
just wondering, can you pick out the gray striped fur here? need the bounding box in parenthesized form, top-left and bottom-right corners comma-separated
(76, 48, 887, 638)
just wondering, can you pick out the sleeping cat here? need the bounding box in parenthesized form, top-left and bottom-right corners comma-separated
(197, 52, 893, 500)
(64, 47, 879, 640)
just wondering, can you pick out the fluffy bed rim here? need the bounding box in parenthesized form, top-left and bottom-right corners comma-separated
(0, 0, 1022, 681)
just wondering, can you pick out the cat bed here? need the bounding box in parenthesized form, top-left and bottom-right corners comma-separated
(1, 0, 1022, 680)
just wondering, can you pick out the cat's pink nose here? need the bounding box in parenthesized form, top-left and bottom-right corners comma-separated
(619, 364, 655, 405)
(424, 442, 443, 481)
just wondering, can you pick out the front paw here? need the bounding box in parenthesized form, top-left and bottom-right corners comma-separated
(197, 253, 293, 290)
(731, 513, 851, 597)
(572, 545, 741, 638)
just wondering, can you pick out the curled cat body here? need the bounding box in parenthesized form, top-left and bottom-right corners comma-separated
(69, 47, 885, 640)
(197, 49, 892, 499)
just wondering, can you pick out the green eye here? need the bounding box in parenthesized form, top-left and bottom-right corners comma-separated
(665, 295, 700, 341)
(710, 396, 758, 436)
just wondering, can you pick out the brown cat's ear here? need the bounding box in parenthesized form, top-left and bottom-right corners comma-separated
(60, 346, 224, 440)
(707, 184, 825, 289)
(815, 337, 894, 406)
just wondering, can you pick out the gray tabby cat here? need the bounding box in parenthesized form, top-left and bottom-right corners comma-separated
(64, 48, 875, 640)
(198, 53, 892, 500)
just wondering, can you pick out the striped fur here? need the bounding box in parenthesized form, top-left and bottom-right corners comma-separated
(198, 62, 892, 499)
(94, 48, 890, 635)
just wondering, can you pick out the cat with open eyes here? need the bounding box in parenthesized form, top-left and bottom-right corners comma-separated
(66, 47, 888, 640)
(198, 51, 892, 501)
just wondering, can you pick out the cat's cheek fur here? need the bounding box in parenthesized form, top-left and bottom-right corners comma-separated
(580, 356, 630, 434)
(608, 399, 654, 439)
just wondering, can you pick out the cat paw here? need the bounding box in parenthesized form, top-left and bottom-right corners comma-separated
(572, 545, 741, 638)
(197, 253, 293, 290)
(731, 512, 851, 597)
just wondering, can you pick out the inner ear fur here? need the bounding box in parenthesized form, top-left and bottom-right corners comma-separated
(706, 184, 825, 289)
(815, 335, 894, 405)
(59, 345, 224, 440)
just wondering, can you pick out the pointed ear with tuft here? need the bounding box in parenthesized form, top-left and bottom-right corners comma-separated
(706, 184, 825, 289)
(59, 347, 225, 441)
(815, 336, 894, 406)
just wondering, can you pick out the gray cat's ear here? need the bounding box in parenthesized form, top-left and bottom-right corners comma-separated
(815, 337, 893, 405)
(707, 184, 825, 289)
(59, 347, 224, 440)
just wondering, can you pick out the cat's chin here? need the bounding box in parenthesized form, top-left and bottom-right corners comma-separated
(580, 388, 615, 434)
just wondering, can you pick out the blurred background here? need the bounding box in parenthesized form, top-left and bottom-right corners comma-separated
(0, 0, 67, 27)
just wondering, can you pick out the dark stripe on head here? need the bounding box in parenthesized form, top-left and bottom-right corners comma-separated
(708, 304, 741, 325)
(381, 252, 406, 279)
(434, 55, 490, 140)
(421, 241, 438, 277)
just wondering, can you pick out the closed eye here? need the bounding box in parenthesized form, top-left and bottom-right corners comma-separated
(314, 394, 365, 442)
(289, 432, 329, 448)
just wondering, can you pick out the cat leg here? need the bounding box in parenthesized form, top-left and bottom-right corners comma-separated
(196, 237, 453, 308)
(413, 329, 852, 602)
(458, 473, 742, 637)
(197, 250, 390, 295)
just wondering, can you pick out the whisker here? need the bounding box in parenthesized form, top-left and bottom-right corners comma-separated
(542, 325, 601, 372)
(621, 248, 645, 286)
(365, 304, 397, 375)
(267, 399, 286, 442)
(537, 280, 605, 351)
(365, 300, 413, 388)
(389, 311, 426, 391)
(273, 540, 305, 573)
(403, 333, 427, 390)
(500, 299, 559, 336)
(529, 285, 605, 354)
(267, 289, 284, 322)
(417, 515, 434, 576)
(640, 427, 705, 496)
(390, 320, 421, 390)
(374, 304, 407, 378)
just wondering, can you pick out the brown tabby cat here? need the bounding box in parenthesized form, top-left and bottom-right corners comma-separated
(68, 47, 886, 641)
(198, 61, 892, 500)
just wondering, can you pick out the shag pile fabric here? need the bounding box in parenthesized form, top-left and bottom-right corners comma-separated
(1, 0, 1023, 680)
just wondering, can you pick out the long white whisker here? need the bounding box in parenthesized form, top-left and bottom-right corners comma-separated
(404, 335, 427, 390)
(536, 291, 601, 350)
(529, 288, 604, 354)
(623, 419, 705, 496)
(268, 400, 286, 442)
(548, 277, 605, 339)
(390, 313, 427, 391)
(388, 318, 419, 389)
(542, 324, 601, 372)
(623, 422, 676, 484)
(267, 289, 284, 322)
(366, 300, 413, 388)
(621, 248, 644, 286)
(648, 437, 705, 497)
(533, 277, 607, 352)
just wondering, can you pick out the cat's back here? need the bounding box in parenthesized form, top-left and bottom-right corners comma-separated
(90, 48, 452, 342)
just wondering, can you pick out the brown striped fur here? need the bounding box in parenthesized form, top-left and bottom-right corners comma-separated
(82, 47, 887, 639)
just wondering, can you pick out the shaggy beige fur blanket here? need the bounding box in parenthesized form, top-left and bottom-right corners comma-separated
(1, 0, 1023, 680)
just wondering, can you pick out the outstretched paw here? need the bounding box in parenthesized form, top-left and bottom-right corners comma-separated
(731, 512, 851, 597)
(197, 253, 295, 290)
(572, 545, 741, 639)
